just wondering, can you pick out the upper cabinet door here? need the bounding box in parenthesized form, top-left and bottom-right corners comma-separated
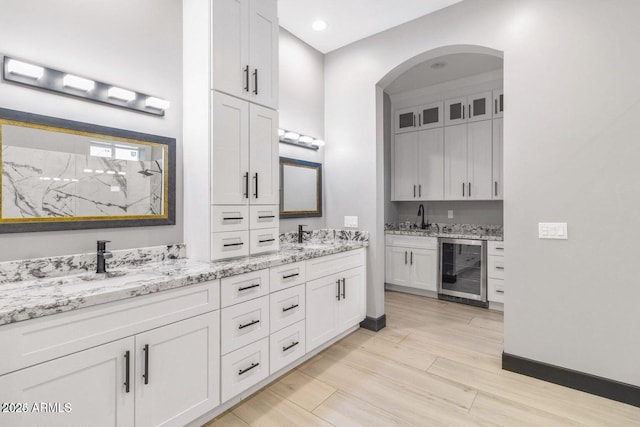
(249, 103, 279, 205)
(249, 0, 279, 109)
(392, 132, 418, 200)
(212, 0, 250, 99)
(417, 127, 444, 200)
(467, 120, 493, 200)
(444, 124, 468, 200)
(467, 91, 493, 123)
(444, 97, 467, 126)
(492, 118, 504, 199)
(417, 101, 444, 130)
(212, 92, 250, 205)
(394, 106, 417, 134)
(493, 89, 504, 118)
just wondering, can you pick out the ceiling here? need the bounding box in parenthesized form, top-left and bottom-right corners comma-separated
(385, 53, 503, 95)
(278, 0, 464, 54)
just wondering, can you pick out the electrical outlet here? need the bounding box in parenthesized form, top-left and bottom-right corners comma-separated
(344, 216, 358, 228)
(448, 210, 454, 219)
(538, 222, 568, 239)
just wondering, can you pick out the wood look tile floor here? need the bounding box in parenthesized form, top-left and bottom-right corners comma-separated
(205, 291, 640, 426)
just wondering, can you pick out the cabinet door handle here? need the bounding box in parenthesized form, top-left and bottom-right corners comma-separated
(495, 247, 504, 251)
(259, 238, 275, 243)
(418, 185, 422, 197)
(282, 303, 299, 312)
(254, 173, 259, 198)
(469, 104, 472, 118)
(413, 113, 416, 127)
(253, 69, 258, 95)
(244, 172, 249, 199)
(223, 217, 244, 221)
(418, 113, 422, 127)
(244, 65, 249, 92)
(410, 252, 413, 265)
(405, 251, 407, 265)
(495, 99, 498, 114)
(495, 266, 505, 270)
(463, 104, 465, 119)
(468, 182, 471, 197)
(495, 181, 498, 197)
(496, 289, 505, 294)
(143, 344, 149, 385)
(223, 242, 244, 247)
(283, 341, 299, 352)
(238, 283, 260, 292)
(238, 319, 260, 330)
(124, 350, 130, 393)
(239, 362, 260, 376)
(341, 278, 346, 299)
(283, 272, 299, 279)
(413, 184, 416, 197)
(462, 182, 465, 197)
(336, 279, 341, 301)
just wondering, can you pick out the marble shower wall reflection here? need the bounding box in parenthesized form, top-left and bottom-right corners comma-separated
(1, 122, 165, 220)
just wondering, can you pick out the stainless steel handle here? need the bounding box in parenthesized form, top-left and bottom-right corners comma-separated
(239, 362, 259, 375)
(238, 319, 260, 330)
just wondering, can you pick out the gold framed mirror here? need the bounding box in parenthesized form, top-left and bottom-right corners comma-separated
(0, 108, 175, 233)
(279, 157, 322, 218)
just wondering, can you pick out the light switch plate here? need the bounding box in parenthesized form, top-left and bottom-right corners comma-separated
(344, 216, 358, 228)
(538, 222, 568, 239)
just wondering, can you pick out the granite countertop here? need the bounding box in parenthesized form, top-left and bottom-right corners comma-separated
(385, 223, 503, 241)
(0, 239, 367, 327)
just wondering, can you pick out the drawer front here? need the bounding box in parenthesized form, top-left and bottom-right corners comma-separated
(212, 205, 249, 232)
(270, 284, 305, 333)
(488, 255, 505, 279)
(306, 248, 365, 281)
(221, 269, 270, 308)
(221, 337, 269, 403)
(250, 205, 279, 229)
(221, 296, 269, 355)
(488, 240, 505, 256)
(270, 261, 306, 292)
(212, 230, 249, 260)
(488, 278, 505, 303)
(270, 320, 305, 375)
(250, 228, 280, 255)
(0, 281, 219, 376)
(385, 234, 437, 250)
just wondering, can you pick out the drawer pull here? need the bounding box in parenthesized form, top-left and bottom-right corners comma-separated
(495, 247, 504, 251)
(124, 350, 131, 393)
(238, 283, 260, 292)
(258, 215, 275, 219)
(495, 266, 504, 270)
(282, 272, 299, 279)
(238, 362, 260, 376)
(496, 289, 505, 294)
(282, 303, 299, 312)
(223, 242, 244, 247)
(143, 344, 149, 385)
(259, 238, 275, 243)
(238, 319, 260, 330)
(283, 341, 300, 352)
(222, 217, 244, 221)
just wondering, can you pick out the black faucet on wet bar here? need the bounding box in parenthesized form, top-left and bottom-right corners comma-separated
(97, 240, 113, 274)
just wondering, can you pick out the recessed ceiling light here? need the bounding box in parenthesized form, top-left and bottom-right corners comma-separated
(430, 61, 448, 70)
(312, 19, 327, 31)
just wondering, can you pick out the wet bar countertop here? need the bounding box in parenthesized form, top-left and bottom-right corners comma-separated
(0, 231, 368, 326)
(385, 223, 503, 241)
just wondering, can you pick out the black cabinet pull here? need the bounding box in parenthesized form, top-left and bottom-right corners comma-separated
(238, 319, 260, 330)
(419, 185, 422, 197)
(463, 104, 465, 119)
(239, 362, 259, 376)
(238, 283, 260, 292)
(258, 215, 275, 219)
(405, 251, 407, 265)
(413, 113, 416, 127)
(418, 113, 422, 127)
(462, 182, 465, 197)
(253, 69, 258, 95)
(495, 181, 498, 196)
(410, 252, 413, 265)
(223, 217, 244, 221)
(223, 242, 244, 247)
(124, 350, 130, 393)
(495, 266, 505, 270)
(283, 272, 299, 279)
(469, 104, 471, 118)
(243, 65, 249, 92)
(143, 344, 149, 385)
(468, 182, 471, 197)
(336, 279, 341, 301)
(259, 238, 275, 243)
(341, 278, 346, 299)
(282, 303, 299, 312)
(283, 341, 299, 352)
(413, 185, 416, 197)
(244, 172, 249, 198)
(496, 289, 505, 294)
(254, 173, 259, 198)
(495, 99, 498, 114)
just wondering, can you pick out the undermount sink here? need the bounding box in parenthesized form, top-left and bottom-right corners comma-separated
(79, 270, 129, 281)
(285, 243, 331, 251)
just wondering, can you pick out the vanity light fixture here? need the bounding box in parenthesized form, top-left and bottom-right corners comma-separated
(278, 128, 324, 151)
(63, 74, 95, 92)
(2, 55, 170, 116)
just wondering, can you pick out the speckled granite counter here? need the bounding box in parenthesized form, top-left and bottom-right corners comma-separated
(385, 223, 503, 241)
(0, 236, 367, 326)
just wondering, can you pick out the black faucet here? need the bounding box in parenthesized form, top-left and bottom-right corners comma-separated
(97, 240, 113, 274)
(298, 225, 311, 244)
(417, 204, 429, 229)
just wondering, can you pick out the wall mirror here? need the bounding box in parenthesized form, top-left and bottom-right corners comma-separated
(280, 157, 322, 218)
(0, 108, 175, 233)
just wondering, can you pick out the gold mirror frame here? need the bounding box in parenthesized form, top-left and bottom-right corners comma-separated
(0, 108, 176, 233)
(279, 157, 322, 218)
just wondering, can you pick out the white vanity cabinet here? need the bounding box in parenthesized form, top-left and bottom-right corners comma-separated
(211, 0, 278, 110)
(385, 235, 438, 292)
(487, 241, 506, 304)
(305, 249, 366, 352)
